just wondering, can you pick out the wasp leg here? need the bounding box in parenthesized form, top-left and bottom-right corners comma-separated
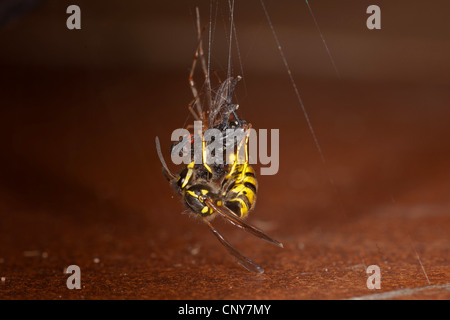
(205, 199, 284, 248)
(204, 220, 264, 274)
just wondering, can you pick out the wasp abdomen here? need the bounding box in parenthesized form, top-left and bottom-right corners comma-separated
(223, 165, 258, 218)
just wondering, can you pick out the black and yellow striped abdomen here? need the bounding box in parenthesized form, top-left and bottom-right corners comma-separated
(222, 165, 258, 219)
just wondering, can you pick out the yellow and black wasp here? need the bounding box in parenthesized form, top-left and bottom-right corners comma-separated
(155, 8, 282, 273)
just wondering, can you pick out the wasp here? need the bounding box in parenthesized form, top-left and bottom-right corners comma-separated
(155, 8, 282, 273)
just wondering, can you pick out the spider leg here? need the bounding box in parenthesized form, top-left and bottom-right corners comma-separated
(188, 7, 212, 121)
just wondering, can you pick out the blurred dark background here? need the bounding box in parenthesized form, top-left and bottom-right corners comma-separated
(1, 0, 449, 81)
(0, 0, 449, 299)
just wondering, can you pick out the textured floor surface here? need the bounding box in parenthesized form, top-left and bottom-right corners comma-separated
(0, 68, 448, 299)
(1, 0, 449, 300)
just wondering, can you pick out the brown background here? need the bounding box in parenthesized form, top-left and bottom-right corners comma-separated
(0, 0, 449, 299)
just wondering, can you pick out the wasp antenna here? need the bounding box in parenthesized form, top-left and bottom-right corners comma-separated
(155, 136, 176, 180)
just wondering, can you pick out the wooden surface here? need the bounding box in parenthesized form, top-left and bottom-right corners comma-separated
(0, 0, 449, 300)
(0, 69, 449, 300)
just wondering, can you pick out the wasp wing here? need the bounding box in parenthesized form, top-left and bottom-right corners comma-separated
(208, 77, 243, 128)
(205, 199, 283, 248)
(204, 220, 264, 274)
